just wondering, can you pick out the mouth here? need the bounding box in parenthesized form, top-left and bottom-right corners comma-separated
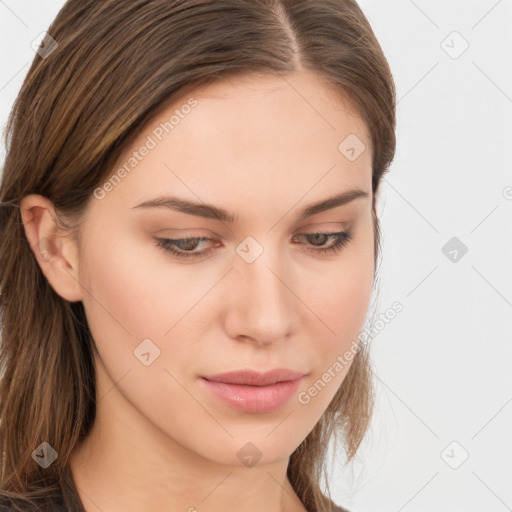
(201, 368, 306, 386)
(199, 368, 306, 413)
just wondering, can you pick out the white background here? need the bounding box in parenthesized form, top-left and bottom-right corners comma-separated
(1, 1, 511, 511)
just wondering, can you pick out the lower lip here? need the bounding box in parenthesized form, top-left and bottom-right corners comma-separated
(199, 377, 303, 413)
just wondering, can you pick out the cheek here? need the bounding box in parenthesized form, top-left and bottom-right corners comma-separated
(78, 229, 206, 416)
(81, 228, 202, 336)
(301, 224, 375, 345)
(292, 249, 374, 421)
(334, 253, 374, 335)
(294, 222, 374, 408)
(79, 226, 220, 387)
(79, 230, 168, 373)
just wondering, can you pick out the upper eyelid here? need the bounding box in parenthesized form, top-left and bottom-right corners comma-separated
(158, 231, 346, 244)
(154, 222, 350, 237)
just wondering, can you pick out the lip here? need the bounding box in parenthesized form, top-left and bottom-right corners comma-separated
(202, 368, 305, 386)
(200, 369, 306, 413)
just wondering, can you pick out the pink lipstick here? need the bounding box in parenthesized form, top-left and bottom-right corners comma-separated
(200, 368, 305, 413)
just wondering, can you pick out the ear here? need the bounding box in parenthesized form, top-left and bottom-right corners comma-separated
(20, 194, 83, 302)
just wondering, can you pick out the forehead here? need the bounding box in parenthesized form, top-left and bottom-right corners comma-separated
(95, 70, 372, 219)
(178, 70, 369, 140)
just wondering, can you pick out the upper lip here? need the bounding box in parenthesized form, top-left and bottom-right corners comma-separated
(202, 368, 305, 386)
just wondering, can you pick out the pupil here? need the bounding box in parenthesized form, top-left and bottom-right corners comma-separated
(309, 233, 328, 246)
(178, 238, 199, 251)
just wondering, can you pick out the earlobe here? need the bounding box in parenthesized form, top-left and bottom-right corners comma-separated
(19, 194, 84, 303)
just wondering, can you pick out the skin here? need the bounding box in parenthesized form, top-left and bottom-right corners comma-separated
(20, 69, 375, 512)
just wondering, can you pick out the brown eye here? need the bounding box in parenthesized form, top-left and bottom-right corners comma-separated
(291, 231, 353, 254)
(154, 236, 214, 259)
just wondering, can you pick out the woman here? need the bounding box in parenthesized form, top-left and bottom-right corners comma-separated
(0, 1, 396, 511)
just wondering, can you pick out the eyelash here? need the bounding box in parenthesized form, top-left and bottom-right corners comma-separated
(153, 230, 353, 260)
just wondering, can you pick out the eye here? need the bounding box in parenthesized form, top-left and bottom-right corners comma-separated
(291, 230, 353, 255)
(153, 236, 215, 260)
(153, 230, 353, 260)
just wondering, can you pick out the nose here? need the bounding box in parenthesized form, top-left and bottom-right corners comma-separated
(222, 242, 299, 346)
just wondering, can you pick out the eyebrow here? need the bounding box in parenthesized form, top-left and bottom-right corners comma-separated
(131, 188, 369, 223)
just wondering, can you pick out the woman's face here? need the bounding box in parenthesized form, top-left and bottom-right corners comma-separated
(74, 70, 374, 467)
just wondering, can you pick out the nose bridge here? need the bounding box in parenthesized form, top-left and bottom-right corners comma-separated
(224, 236, 298, 344)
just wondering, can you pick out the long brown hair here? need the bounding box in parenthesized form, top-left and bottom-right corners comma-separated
(0, 1, 396, 510)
